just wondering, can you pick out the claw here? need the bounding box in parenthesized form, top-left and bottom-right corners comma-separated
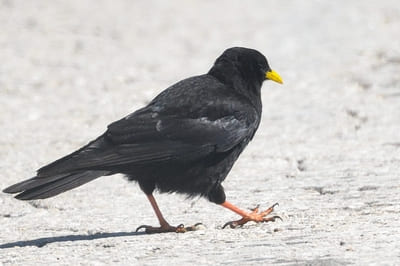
(136, 225, 149, 232)
(222, 203, 281, 229)
(263, 215, 282, 223)
(222, 220, 241, 229)
(185, 222, 205, 231)
(250, 204, 260, 212)
(222, 222, 231, 229)
(135, 223, 204, 234)
(135, 224, 178, 234)
(176, 224, 187, 233)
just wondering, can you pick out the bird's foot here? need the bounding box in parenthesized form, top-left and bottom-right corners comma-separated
(136, 223, 203, 234)
(222, 203, 281, 229)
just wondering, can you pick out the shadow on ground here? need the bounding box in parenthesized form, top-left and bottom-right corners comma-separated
(0, 231, 143, 249)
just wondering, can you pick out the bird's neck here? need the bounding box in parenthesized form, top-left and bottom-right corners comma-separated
(208, 66, 263, 111)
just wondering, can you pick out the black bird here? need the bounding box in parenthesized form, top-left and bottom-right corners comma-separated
(3, 47, 283, 233)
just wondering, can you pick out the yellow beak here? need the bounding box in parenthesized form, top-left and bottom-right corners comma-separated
(265, 70, 283, 84)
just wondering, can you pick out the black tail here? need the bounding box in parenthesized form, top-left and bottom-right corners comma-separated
(3, 170, 110, 200)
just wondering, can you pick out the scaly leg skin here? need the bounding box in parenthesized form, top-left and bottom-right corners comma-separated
(222, 201, 281, 229)
(136, 193, 203, 234)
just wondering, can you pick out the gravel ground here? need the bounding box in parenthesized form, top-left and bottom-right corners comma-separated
(1, 1, 400, 265)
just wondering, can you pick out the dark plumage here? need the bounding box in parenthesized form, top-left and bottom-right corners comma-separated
(4, 47, 283, 233)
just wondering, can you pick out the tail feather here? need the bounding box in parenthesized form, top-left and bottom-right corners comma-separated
(3, 173, 72, 194)
(37, 135, 108, 177)
(3, 170, 110, 200)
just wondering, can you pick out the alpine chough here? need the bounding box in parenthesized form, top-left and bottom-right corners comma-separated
(4, 47, 283, 233)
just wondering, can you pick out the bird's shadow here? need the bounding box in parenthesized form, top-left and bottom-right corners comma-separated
(0, 231, 144, 249)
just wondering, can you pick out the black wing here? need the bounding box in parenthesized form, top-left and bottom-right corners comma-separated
(37, 106, 256, 177)
(37, 75, 259, 176)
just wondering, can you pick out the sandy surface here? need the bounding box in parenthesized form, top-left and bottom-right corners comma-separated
(1, 0, 400, 265)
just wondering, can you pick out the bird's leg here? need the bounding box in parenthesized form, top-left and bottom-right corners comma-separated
(221, 201, 281, 229)
(136, 194, 200, 234)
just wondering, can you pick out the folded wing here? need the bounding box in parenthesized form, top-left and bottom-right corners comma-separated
(36, 107, 254, 177)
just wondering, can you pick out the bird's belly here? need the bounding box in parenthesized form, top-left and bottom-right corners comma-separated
(154, 148, 243, 197)
(124, 145, 246, 198)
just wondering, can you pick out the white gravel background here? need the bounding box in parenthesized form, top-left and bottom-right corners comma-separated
(1, 0, 400, 265)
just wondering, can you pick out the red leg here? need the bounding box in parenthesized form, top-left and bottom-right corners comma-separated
(136, 194, 201, 234)
(221, 201, 281, 229)
(146, 194, 170, 228)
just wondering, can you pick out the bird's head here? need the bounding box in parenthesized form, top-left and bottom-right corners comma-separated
(209, 47, 283, 91)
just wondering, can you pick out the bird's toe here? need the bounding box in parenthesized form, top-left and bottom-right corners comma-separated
(135, 223, 204, 234)
(222, 202, 281, 229)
